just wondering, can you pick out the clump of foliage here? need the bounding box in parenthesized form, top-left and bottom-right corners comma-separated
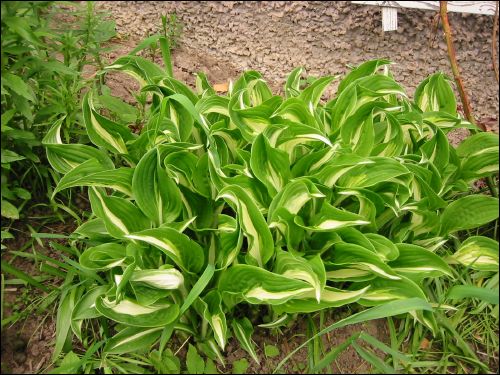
(44, 41, 498, 373)
(0, 1, 115, 230)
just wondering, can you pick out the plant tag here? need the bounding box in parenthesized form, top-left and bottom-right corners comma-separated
(382, 6, 398, 31)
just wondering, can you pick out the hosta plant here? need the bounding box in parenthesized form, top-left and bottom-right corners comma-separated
(44, 47, 499, 370)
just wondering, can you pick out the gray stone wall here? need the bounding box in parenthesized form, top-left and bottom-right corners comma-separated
(99, 1, 499, 123)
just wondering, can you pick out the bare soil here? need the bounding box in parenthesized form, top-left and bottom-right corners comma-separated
(223, 313, 389, 374)
(1, 216, 75, 374)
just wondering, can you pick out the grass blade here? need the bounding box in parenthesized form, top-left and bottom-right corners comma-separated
(274, 298, 432, 373)
(351, 341, 395, 374)
(447, 285, 499, 305)
(180, 263, 215, 315)
(1, 260, 51, 292)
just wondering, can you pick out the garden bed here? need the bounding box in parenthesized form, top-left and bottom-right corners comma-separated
(1, 2, 499, 374)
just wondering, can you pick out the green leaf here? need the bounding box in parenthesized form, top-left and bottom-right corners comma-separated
(219, 265, 313, 305)
(1, 149, 26, 163)
(316, 156, 409, 189)
(79, 243, 129, 270)
(71, 286, 108, 340)
(204, 359, 218, 374)
(447, 285, 499, 305)
(89, 188, 150, 239)
(43, 119, 113, 173)
(53, 280, 78, 360)
(95, 296, 179, 327)
(356, 276, 428, 308)
(264, 122, 332, 160)
(420, 127, 449, 173)
(294, 202, 369, 232)
(457, 132, 499, 180)
(73, 218, 112, 242)
(337, 59, 392, 95)
(149, 349, 181, 374)
(186, 344, 205, 374)
(229, 91, 282, 142)
(389, 243, 452, 280)
(1, 260, 50, 292)
(339, 102, 377, 156)
(330, 243, 400, 280)
(274, 286, 369, 314)
(179, 265, 215, 316)
(128, 35, 162, 55)
(196, 95, 229, 117)
(415, 73, 456, 115)
(365, 233, 399, 261)
(1, 230, 14, 240)
(1, 200, 19, 219)
(216, 214, 243, 269)
(3, 16, 42, 46)
(284, 67, 304, 98)
(12, 188, 30, 200)
(83, 92, 132, 154)
(331, 75, 405, 132)
(98, 93, 139, 123)
(217, 185, 274, 267)
(298, 75, 337, 108)
(440, 195, 499, 235)
(196, 290, 228, 350)
(268, 178, 325, 242)
(274, 250, 326, 303)
(53, 159, 132, 198)
(232, 358, 249, 374)
(352, 341, 395, 374)
(105, 55, 165, 86)
(2, 72, 36, 102)
(132, 147, 182, 225)
(126, 227, 205, 273)
(103, 327, 163, 355)
(264, 344, 280, 358)
(250, 133, 291, 196)
(1, 108, 16, 126)
(58, 351, 80, 374)
(452, 236, 499, 271)
(130, 268, 184, 289)
(311, 333, 360, 373)
(232, 318, 260, 365)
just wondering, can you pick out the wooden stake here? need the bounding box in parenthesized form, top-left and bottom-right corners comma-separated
(492, 2, 499, 83)
(439, 1, 486, 131)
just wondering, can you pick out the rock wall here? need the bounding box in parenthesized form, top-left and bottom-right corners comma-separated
(98, 1, 499, 123)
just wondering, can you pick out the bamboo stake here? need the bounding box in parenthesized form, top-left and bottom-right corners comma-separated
(439, 2, 497, 197)
(492, 2, 499, 83)
(439, 1, 486, 131)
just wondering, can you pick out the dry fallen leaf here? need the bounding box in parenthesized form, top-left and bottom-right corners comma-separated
(213, 82, 229, 92)
(420, 337, 430, 350)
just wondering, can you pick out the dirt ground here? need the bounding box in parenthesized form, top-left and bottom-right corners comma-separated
(1, 218, 74, 374)
(223, 313, 389, 374)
